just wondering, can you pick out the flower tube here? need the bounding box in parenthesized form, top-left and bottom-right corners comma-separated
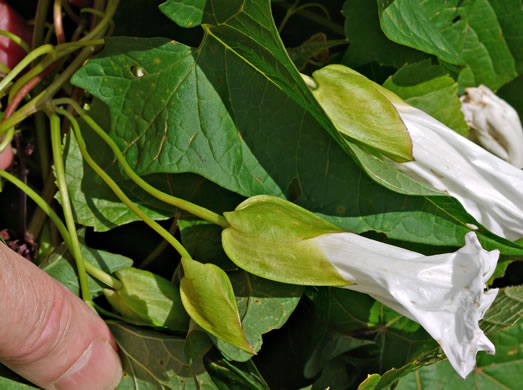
(222, 195, 499, 378)
(306, 65, 523, 241)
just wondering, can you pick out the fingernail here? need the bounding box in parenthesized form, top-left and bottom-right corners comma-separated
(54, 340, 122, 390)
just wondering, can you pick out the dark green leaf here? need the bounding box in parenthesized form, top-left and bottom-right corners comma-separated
(158, 0, 206, 28)
(489, 0, 523, 73)
(109, 321, 216, 390)
(178, 219, 237, 271)
(157, 0, 454, 197)
(72, 34, 523, 254)
(378, 0, 518, 90)
(349, 285, 523, 389)
(40, 239, 133, 297)
(383, 60, 469, 136)
(62, 100, 241, 231)
(395, 322, 523, 390)
(342, 0, 428, 68)
(71, 37, 282, 199)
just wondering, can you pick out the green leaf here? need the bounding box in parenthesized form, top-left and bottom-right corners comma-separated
(158, 0, 206, 28)
(62, 100, 242, 231)
(71, 37, 282, 199)
(304, 331, 375, 379)
(212, 271, 303, 361)
(488, 0, 523, 73)
(309, 64, 414, 162)
(383, 60, 469, 136)
(0, 377, 38, 389)
(347, 285, 523, 389)
(342, 0, 428, 68)
(62, 115, 174, 232)
(206, 353, 270, 390)
(107, 268, 189, 332)
(378, 0, 518, 90)
(109, 321, 216, 389)
(184, 330, 220, 389)
(395, 322, 523, 389)
(70, 8, 523, 253)
(158, 0, 449, 196)
(480, 286, 523, 335)
(180, 258, 254, 353)
(40, 239, 133, 297)
(357, 374, 381, 390)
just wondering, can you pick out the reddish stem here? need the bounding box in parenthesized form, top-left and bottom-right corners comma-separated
(53, 0, 65, 44)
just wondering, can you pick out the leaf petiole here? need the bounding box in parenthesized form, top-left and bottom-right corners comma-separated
(55, 108, 194, 261)
(52, 98, 229, 228)
(0, 169, 122, 290)
(49, 113, 91, 302)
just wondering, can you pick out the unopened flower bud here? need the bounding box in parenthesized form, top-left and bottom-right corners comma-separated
(460, 85, 523, 168)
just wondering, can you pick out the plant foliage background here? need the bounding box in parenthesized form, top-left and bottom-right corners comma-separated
(0, 0, 522, 389)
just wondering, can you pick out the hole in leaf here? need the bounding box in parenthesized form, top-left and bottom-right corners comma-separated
(130, 65, 146, 78)
(452, 15, 461, 23)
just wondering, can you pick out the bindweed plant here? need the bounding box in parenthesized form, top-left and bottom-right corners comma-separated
(0, 0, 522, 389)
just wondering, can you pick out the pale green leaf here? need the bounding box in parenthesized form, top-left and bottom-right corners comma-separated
(180, 258, 254, 353)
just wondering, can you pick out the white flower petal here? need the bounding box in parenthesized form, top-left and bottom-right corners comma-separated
(392, 104, 523, 241)
(314, 231, 499, 378)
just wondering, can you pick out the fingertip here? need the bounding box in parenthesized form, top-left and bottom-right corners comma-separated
(53, 340, 122, 390)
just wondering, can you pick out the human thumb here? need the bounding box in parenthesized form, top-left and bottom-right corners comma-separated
(0, 244, 122, 390)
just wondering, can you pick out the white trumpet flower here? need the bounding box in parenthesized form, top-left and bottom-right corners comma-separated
(222, 196, 500, 379)
(460, 85, 523, 168)
(391, 102, 523, 241)
(319, 231, 499, 379)
(305, 65, 523, 241)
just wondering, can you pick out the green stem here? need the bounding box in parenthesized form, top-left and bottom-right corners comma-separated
(0, 169, 121, 290)
(0, 44, 55, 95)
(0, 30, 31, 53)
(33, 0, 51, 49)
(52, 98, 229, 228)
(0, 128, 14, 153)
(49, 113, 91, 302)
(277, 1, 345, 36)
(81, 0, 119, 42)
(26, 170, 55, 241)
(0, 62, 10, 75)
(9, 39, 104, 102)
(35, 111, 50, 182)
(0, 169, 71, 248)
(56, 109, 193, 260)
(0, 46, 95, 137)
(139, 218, 178, 268)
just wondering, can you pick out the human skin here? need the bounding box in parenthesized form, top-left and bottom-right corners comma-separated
(0, 243, 122, 390)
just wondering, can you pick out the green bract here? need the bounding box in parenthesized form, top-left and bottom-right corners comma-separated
(308, 64, 414, 162)
(180, 258, 254, 354)
(103, 267, 189, 332)
(221, 195, 349, 286)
